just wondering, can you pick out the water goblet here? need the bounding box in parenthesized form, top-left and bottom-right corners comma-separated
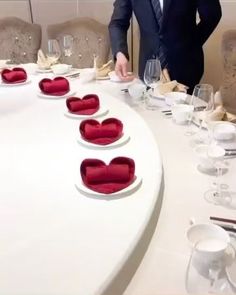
(143, 58, 162, 110)
(47, 39, 61, 64)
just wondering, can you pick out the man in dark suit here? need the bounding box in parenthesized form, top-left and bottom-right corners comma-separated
(109, 0, 222, 92)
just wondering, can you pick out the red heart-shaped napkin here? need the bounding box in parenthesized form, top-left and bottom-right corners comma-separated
(1, 67, 27, 83)
(79, 118, 123, 145)
(80, 157, 135, 194)
(66, 94, 100, 115)
(39, 77, 70, 96)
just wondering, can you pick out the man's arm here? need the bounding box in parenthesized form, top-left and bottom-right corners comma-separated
(108, 0, 132, 61)
(196, 0, 222, 45)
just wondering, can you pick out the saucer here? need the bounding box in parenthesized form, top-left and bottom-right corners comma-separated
(37, 89, 76, 99)
(64, 106, 109, 119)
(0, 79, 31, 86)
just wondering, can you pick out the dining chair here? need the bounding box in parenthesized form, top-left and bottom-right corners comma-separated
(47, 17, 111, 68)
(219, 30, 236, 116)
(0, 17, 41, 64)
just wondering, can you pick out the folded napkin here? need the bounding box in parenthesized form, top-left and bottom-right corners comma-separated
(37, 49, 53, 69)
(154, 80, 188, 96)
(39, 77, 70, 96)
(66, 94, 100, 115)
(95, 59, 113, 78)
(1, 67, 27, 83)
(80, 157, 135, 194)
(80, 118, 123, 145)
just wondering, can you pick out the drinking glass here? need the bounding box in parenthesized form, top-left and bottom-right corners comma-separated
(186, 240, 236, 294)
(63, 35, 73, 57)
(192, 84, 214, 143)
(47, 39, 61, 64)
(143, 59, 162, 110)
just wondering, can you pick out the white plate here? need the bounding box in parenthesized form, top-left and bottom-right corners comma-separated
(147, 89, 165, 100)
(226, 236, 236, 288)
(36, 68, 52, 73)
(96, 76, 110, 80)
(77, 133, 130, 149)
(0, 79, 31, 86)
(75, 175, 142, 198)
(64, 105, 109, 119)
(37, 89, 76, 99)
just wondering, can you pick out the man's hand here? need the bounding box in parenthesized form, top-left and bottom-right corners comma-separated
(115, 52, 134, 82)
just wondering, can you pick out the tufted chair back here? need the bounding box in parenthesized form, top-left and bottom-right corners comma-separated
(220, 30, 236, 114)
(0, 17, 41, 64)
(47, 17, 110, 68)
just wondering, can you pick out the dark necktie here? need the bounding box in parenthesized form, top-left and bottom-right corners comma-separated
(151, 0, 168, 69)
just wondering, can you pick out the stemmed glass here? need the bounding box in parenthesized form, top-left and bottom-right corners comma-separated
(186, 240, 236, 294)
(192, 84, 214, 143)
(143, 58, 162, 110)
(46, 39, 61, 64)
(63, 35, 73, 57)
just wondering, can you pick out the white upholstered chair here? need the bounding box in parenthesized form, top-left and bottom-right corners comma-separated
(47, 17, 111, 68)
(0, 17, 41, 64)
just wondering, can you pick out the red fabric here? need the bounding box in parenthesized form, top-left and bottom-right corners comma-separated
(1, 67, 27, 83)
(80, 157, 135, 194)
(39, 77, 70, 96)
(80, 118, 123, 145)
(66, 94, 99, 115)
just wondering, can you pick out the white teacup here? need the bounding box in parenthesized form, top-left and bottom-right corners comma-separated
(171, 104, 194, 124)
(164, 91, 188, 106)
(194, 144, 215, 171)
(79, 68, 96, 83)
(51, 64, 72, 75)
(21, 63, 38, 75)
(128, 83, 146, 100)
(210, 122, 236, 141)
(187, 223, 230, 261)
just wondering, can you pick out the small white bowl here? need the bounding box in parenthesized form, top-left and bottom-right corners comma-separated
(164, 91, 188, 106)
(187, 223, 230, 260)
(51, 64, 72, 75)
(171, 103, 194, 124)
(212, 122, 236, 141)
(128, 83, 146, 100)
(79, 68, 96, 83)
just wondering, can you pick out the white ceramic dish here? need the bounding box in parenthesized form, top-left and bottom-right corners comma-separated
(75, 175, 142, 198)
(194, 144, 215, 172)
(128, 83, 146, 99)
(211, 122, 236, 141)
(108, 71, 134, 83)
(0, 79, 31, 86)
(36, 68, 52, 73)
(96, 75, 110, 80)
(77, 133, 130, 149)
(51, 64, 72, 75)
(79, 68, 96, 83)
(37, 89, 76, 99)
(147, 88, 165, 100)
(64, 106, 109, 119)
(187, 223, 230, 260)
(164, 91, 188, 106)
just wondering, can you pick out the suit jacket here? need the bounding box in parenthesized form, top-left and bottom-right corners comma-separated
(109, 0, 222, 90)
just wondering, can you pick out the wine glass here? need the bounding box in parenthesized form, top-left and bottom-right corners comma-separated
(63, 35, 73, 57)
(186, 239, 236, 294)
(143, 59, 162, 110)
(192, 84, 214, 143)
(47, 39, 61, 64)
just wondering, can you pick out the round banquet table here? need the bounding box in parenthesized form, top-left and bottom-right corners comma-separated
(0, 75, 163, 295)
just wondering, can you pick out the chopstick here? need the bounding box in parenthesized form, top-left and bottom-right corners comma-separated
(210, 216, 236, 225)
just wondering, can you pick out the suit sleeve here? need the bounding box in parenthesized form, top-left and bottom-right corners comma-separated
(108, 0, 132, 60)
(196, 0, 222, 45)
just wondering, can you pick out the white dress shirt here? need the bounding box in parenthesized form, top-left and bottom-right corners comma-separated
(160, 0, 163, 11)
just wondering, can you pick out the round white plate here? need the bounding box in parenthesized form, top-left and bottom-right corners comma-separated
(96, 76, 110, 80)
(0, 79, 31, 86)
(64, 105, 109, 119)
(147, 89, 165, 100)
(75, 175, 142, 198)
(37, 89, 76, 99)
(77, 133, 130, 149)
(36, 68, 52, 73)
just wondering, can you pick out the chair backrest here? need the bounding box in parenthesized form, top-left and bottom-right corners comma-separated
(220, 30, 236, 114)
(0, 17, 41, 64)
(47, 17, 110, 68)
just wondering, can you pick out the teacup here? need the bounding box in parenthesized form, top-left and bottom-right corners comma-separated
(51, 64, 72, 75)
(210, 122, 236, 141)
(194, 144, 215, 171)
(164, 91, 188, 106)
(171, 104, 194, 124)
(79, 68, 96, 83)
(128, 83, 146, 100)
(187, 223, 230, 261)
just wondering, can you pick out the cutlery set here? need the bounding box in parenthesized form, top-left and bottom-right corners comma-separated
(210, 216, 236, 233)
